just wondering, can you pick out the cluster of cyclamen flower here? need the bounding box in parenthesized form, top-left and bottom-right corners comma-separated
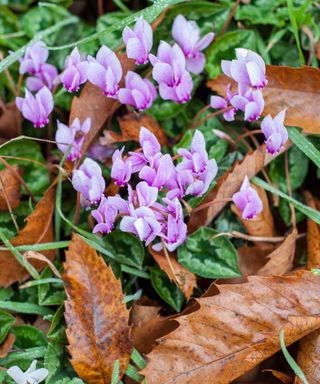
(71, 127, 219, 251)
(15, 14, 214, 129)
(211, 48, 288, 155)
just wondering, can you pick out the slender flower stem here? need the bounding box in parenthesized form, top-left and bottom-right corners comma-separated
(194, 107, 233, 128)
(220, 0, 241, 36)
(74, 192, 81, 226)
(237, 129, 262, 142)
(0, 52, 18, 96)
(285, 151, 296, 227)
(190, 104, 211, 128)
(0, 173, 19, 232)
(192, 198, 233, 214)
(161, 238, 181, 286)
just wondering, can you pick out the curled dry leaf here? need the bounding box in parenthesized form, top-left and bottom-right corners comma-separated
(304, 191, 320, 269)
(0, 166, 21, 212)
(188, 144, 287, 232)
(231, 184, 275, 241)
(142, 271, 320, 384)
(0, 187, 55, 287)
(148, 246, 197, 300)
(69, 54, 135, 155)
(257, 228, 297, 276)
(207, 65, 320, 134)
(0, 333, 16, 358)
(263, 370, 292, 384)
(237, 246, 272, 276)
(63, 234, 132, 384)
(0, 102, 22, 141)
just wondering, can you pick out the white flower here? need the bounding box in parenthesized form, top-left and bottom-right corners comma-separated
(7, 360, 48, 384)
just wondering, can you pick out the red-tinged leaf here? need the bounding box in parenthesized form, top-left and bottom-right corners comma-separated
(207, 65, 320, 134)
(0, 187, 55, 287)
(63, 234, 132, 384)
(142, 271, 320, 384)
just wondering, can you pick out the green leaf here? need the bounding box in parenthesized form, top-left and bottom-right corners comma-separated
(0, 346, 47, 368)
(0, 287, 14, 301)
(269, 145, 309, 192)
(97, 11, 128, 48)
(0, 140, 50, 196)
(103, 231, 145, 269)
(253, 176, 320, 224)
(0, 300, 53, 316)
(0, 310, 15, 344)
(287, 0, 305, 65)
(288, 127, 320, 169)
(150, 266, 184, 312)
(38, 267, 66, 306)
(47, 305, 67, 344)
(279, 193, 306, 226)
(206, 29, 257, 78)
(178, 227, 241, 279)
(12, 325, 47, 349)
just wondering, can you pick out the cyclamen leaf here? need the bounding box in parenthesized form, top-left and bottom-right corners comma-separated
(142, 271, 320, 384)
(63, 234, 132, 384)
(177, 227, 240, 279)
(288, 127, 320, 169)
(0, 310, 15, 344)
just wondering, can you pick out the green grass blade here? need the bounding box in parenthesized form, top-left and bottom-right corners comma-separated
(111, 360, 120, 384)
(0, 346, 47, 366)
(279, 329, 308, 384)
(0, 16, 78, 74)
(252, 176, 320, 224)
(286, 0, 305, 65)
(0, 241, 70, 252)
(0, 301, 53, 315)
(288, 127, 320, 168)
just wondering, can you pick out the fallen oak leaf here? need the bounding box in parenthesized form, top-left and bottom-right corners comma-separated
(0, 187, 55, 287)
(148, 245, 197, 300)
(0, 166, 21, 212)
(188, 143, 288, 232)
(207, 65, 320, 134)
(69, 54, 135, 155)
(263, 370, 292, 384)
(63, 234, 132, 384)
(142, 271, 320, 384)
(257, 228, 297, 276)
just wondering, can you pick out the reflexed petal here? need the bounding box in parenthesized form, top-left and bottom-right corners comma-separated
(221, 60, 232, 77)
(266, 133, 283, 155)
(152, 62, 173, 84)
(126, 37, 147, 64)
(87, 62, 107, 90)
(210, 95, 227, 109)
(122, 26, 135, 44)
(246, 61, 267, 88)
(196, 32, 214, 51)
(261, 114, 275, 139)
(186, 54, 205, 74)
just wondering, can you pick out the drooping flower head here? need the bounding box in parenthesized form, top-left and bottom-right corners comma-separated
(139, 153, 175, 190)
(111, 147, 132, 186)
(150, 41, 193, 103)
(172, 15, 214, 74)
(123, 17, 153, 65)
(61, 47, 88, 92)
(261, 109, 288, 155)
(232, 176, 263, 219)
(7, 360, 48, 384)
(55, 117, 91, 161)
(222, 48, 267, 89)
(16, 86, 54, 128)
(210, 84, 236, 122)
(72, 158, 105, 207)
(230, 86, 265, 122)
(92, 196, 118, 234)
(87, 45, 122, 97)
(177, 130, 218, 196)
(118, 71, 157, 111)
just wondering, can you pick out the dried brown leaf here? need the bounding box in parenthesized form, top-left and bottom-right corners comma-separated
(237, 246, 272, 276)
(207, 65, 320, 134)
(69, 55, 135, 154)
(257, 228, 297, 276)
(296, 331, 320, 384)
(0, 187, 55, 287)
(0, 102, 22, 140)
(263, 370, 292, 384)
(0, 333, 15, 358)
(304, 191, 320, 268)
(142, 271, 320, 384)
(0, 166, 21, 212)
(64, 234, 132, 384)
(148, 246, 197, 299)
(188, 144, 287, 232)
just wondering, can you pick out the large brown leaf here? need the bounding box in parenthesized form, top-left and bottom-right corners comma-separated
(69, 55, 135, 155)
(207, 65, 320, 134)
(142, 271, 320, 384)
(0, 167, 21, 212)
(0, 187, 55, 287)
(0, 102, 22, 141)
(304, 191, 320, 268)
(188, 144, 287, 232)
(64, 234, 132, 383)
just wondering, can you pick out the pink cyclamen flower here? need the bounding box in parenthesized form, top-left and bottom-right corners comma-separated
(177, 130, 218, 196)
(87, 45, 122, 97)
(172, 15, 214, 74)
(232, 176, 263, 219)
(139, 154, 175, 190)
(210, 84, 236, 121)
(26, 63, 58, 92)
(92, 196, 118, 234)
(123, 17, 153, 65)
(111, 147, 132, 186)
(162, 214, 187, 252)
(261, 109, 288, 155)
(231, 86, 264, 121)
(55, 117, 91, 161)
(72, 158, 105, 207)
(16, 86, 53, 128)
(118, 71, 157, 111)
(61, 47, 88, 92)
(149, 41, 193, 103)
(222, 48, 267, 89)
